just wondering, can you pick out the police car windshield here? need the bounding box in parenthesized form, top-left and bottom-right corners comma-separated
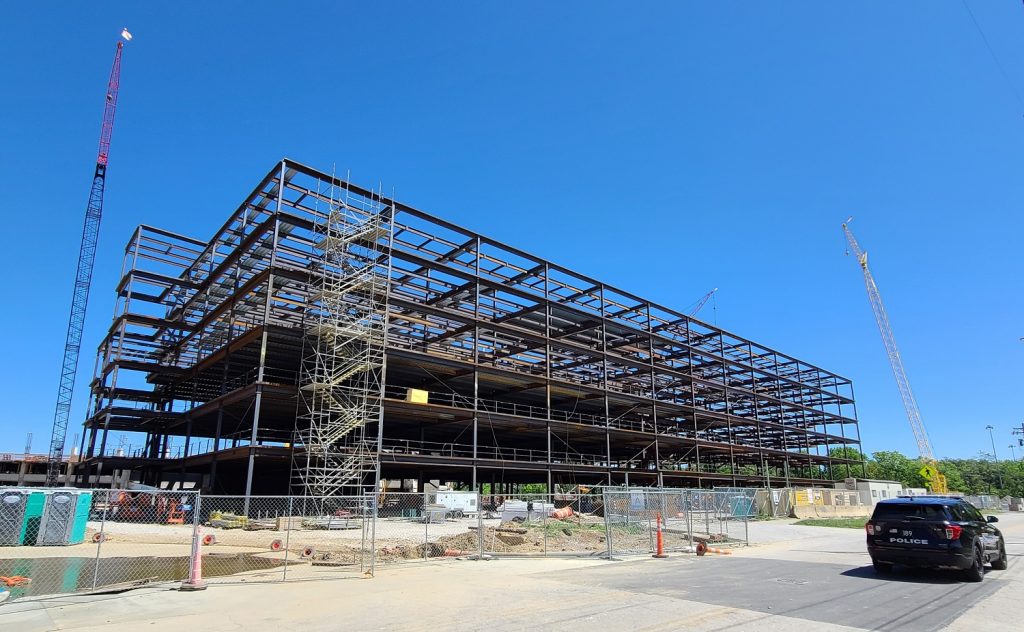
(874, 504, 947, 520)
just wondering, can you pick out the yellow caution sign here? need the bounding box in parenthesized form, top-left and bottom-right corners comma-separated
(919, 465, 937, 481)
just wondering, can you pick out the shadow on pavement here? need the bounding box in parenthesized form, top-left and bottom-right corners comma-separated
(841, 564, 984, 584)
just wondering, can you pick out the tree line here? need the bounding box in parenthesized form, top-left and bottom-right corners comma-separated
(830, 448, 1024, 497)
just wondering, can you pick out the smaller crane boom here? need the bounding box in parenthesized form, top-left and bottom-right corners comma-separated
(842, 220, 946, 492)
(689, 287, 718, 317)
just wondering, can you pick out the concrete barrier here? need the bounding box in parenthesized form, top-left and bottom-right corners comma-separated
(792, 505, 871, 519)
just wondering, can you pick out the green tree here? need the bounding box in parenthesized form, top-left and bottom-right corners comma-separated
(828, 447, 866, 480)
(867, 451, 926, 487)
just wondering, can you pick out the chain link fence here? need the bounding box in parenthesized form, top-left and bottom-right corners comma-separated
(198, 495, 371, 584)
(750, 487, 794, 519)
(3, 486, 763, 602)
(603, 488, 750, 557)
(373, 491, 481, 563)
(0, 488, 198, 601)
(478, 491, 608, 557)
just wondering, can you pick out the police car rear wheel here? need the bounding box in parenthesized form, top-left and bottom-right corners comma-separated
(964, 545, 985, 582)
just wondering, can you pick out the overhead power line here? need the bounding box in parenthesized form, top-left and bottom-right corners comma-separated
(960, 0, 1024, 114)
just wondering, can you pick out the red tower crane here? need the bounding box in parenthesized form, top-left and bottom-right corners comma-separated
(46, 29, 132, 486)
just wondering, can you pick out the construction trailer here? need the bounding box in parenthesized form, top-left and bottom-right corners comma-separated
(72, 159, 865, 496)
(834, 478, 905, 503)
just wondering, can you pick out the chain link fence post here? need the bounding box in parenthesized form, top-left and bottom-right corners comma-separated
(364, 493, 372, 577)
(187, 493, 202, 585)
(370, 493, 378, 576)
(543, 498, 548, 557)
(687, 490, 693, 549)
(477, 491, 484, 559)
(705, 492, 711, 536)
(91, 492, 107, 590)
(423, 493, 429, 561)
(282, 496, 292, 581)
(603, 488, 613, 559)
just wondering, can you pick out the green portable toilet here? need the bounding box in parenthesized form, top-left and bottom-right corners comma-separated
(23, 491, 49, 545)
(70, 491, 92, 544)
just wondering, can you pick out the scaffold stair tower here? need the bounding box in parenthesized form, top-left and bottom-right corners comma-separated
(295, 184, 390, 497)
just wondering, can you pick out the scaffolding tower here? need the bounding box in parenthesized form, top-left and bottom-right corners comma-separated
(294, 183, 391, 497)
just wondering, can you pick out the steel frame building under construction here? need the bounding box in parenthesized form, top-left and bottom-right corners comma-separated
(73, 159, 864, 495)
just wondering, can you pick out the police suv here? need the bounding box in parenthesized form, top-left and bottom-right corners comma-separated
(865, 496, 1007, 582)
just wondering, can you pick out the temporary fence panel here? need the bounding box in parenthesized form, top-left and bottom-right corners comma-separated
(200, 495, 371, 584)
(373, 492, 481, 564)
(603, 488, 749, 557)
(0, 489, 198, 601)
(479, 492, 608, 558)
(751, 488, 793, 519)
(90, 489, 199, 593)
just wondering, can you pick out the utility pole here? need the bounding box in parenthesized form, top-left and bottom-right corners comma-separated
(986, 425, 999, 461)
(1012, 421, 1024, 461)
(985, 425, 1004, 492)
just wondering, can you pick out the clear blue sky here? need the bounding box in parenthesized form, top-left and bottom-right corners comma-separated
(1, 2, 1021, 459)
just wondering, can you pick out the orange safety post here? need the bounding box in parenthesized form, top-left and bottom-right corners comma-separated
(652, 513, 668, 559)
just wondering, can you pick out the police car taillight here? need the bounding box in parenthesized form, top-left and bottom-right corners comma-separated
(865, 521, 877, 534)
(945, 525, 962, 540)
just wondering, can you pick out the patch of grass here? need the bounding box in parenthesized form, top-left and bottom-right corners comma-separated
(793, 517, 868, 529)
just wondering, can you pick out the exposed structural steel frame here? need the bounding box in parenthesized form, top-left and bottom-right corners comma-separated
(74, 159, 865, 495)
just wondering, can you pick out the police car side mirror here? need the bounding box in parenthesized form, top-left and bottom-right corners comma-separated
(986, 516, 998, 523)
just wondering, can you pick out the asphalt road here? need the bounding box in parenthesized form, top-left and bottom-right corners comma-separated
(546, 555, 1005, 632)
(543, 513, 1024, 631)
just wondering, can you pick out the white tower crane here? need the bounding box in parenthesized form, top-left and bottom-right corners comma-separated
(841, 219, 947, 493)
